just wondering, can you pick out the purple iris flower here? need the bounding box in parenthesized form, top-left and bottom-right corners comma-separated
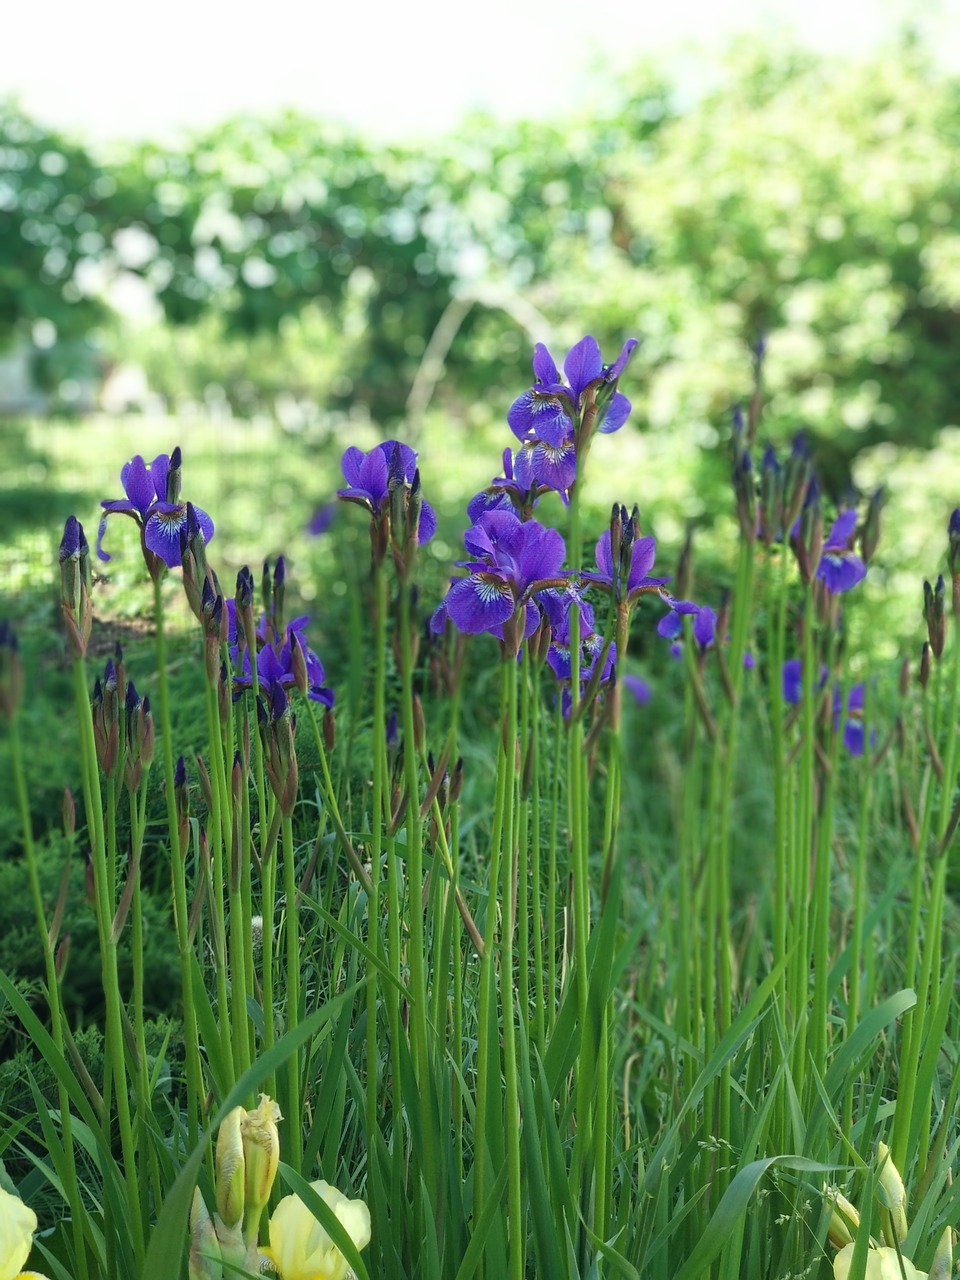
(547, 615, 616, 685)
(97, 449, 214, 567)
(434, 508, 566, 640)
(782, 658, 829, 704)
(337, 440, 436, 544)
(507, 335, 637, 446)
(623, 674, 652, 705)
(467, 445, 560, 520)
(581, 528, 669, 604)
(657, 598, 718, 655)
(817, 509, 866, 594)
(231, 615, 334, 706)
(834, 684, 869, 756)
(307, 502, 336, 536)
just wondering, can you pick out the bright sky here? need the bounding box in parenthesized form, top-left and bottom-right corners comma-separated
(2, 0, 955, 143)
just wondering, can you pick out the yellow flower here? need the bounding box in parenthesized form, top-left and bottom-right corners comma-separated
(0, 1190, 48, 1277)
(0, 1186, 39, 1280)
(833, 1243, 927, 1280)
(262, 1181, 371, 1280)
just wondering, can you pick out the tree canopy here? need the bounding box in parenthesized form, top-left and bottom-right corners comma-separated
(3, 38, 960, 484)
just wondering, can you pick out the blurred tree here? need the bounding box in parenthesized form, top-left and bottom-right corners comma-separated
(0, 103, 113, 386)
(4, 37, 960, 484)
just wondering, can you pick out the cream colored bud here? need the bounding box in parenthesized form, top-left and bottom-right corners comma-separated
(242, 1094, 283, 1240)
(826, 1188, 861, 1249)
(929, 1224, 953, 1280)
(215, 1106, 247, 1230)
(876, 1142, 908, 1246)
(188, 1187, 223, 1280)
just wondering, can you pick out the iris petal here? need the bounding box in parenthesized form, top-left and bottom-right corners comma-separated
(444, 574, 515, 634)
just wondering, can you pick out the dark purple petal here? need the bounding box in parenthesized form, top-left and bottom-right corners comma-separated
(823, 509, 858, 552)
(563, 336, 603, 402)
(598, 391, 631, 434)
(100, 498, 138, 514)
(467, 489, 512, 522)
(359, 448, 390, 507)
(119, 455, 157, 514)
(308, 683, 335, 707)
(517, 523, 566, 588)
(530, 441, 577, 494)
(626, 536, 658, 590)
(623, 674, 651, 705)
(341, 446, 366, 488)
(96, 514, 112, 563)
(843, 720, 865, 756)
(782, 659, 803, 705)
(513, 445, 536, 491)
(532, 342, 560, 385)
(818, 553, 866, 594)
(604, 338, 638, 382)
(193, 506, 215, 546)
(336, 487, 376, 509)
(379, 440, 418, 482)
(593, 530, 614, 582)
(308, 503, 336, 536)
(444, 574, 516, 635)
(429, 601, 449, 635)
(149, 454, 171, 504)
(416, 499, 437, 545)
(658, 612, 683, 640)
(692, 607, 717, 650)
(144, 505, 189, 567)
(507, 390, 572, 448)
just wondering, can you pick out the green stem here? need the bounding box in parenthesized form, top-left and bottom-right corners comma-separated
(282, 813, 302, 1170)
(9, 717, 90, 1280)
(152, 576, 202, 1144)
(73, 656, 144, 1268)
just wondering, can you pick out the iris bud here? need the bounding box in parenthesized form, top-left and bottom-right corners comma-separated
(924, 576, 946, 660)
(920, 641, 932, 690)
(241, 1094, 282, 1242)
(215, 1106, 246, 1230)
(860, 487, 884, 565)
(166, 445, 183, 504)
(323, 706, 336, 752)
(929, 1224, 953, 1280)
(0, 620, 24, 720)
(759, 446, 783, 547)
(783, 434, 813, 532)
(273, 556, 286, 633)
(188, 1188, 223, 1280)
(876, 1141, 908, 1246)
(949, 508, 960, 577)
(63, 787, 75, 839)
(825, 1188, 860, 1249)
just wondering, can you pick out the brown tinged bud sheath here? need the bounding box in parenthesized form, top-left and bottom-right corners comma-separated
(322, 706, 336, 752)
(920, 641, 932, 689)
(63, 787, 76, 839)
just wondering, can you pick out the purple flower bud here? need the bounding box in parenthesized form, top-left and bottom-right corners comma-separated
(166, 446, 183, 503)
(60, 515, 81, 562)
(307, 503, 336, 536)
(0, 620, 24, 719)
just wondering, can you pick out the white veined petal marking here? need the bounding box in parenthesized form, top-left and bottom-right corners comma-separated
(473, 574, 513, 603)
